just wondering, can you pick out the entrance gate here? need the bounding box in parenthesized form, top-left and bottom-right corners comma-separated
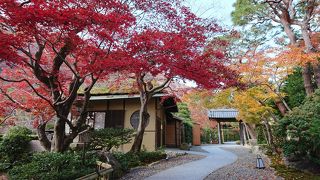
(208, 109, 245, 145)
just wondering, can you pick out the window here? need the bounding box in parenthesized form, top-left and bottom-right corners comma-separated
(86, 110, 124, 129)
(105, 110, 125, 128)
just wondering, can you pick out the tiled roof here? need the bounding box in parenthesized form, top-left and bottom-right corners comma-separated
(208, 109, 238, 119)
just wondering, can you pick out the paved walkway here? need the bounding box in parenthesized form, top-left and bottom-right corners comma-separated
(145, 144, 238, 180)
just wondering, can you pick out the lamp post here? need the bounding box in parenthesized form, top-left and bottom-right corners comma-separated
(256, 155, 265, 169)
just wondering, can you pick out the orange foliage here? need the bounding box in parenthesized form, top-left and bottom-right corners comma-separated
(182, 90, 217, 128)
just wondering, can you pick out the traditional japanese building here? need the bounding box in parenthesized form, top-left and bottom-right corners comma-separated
(72, 93, 182, 152)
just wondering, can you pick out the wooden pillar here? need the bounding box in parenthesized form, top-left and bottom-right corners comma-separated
(218, 121, 222, 144)
(239, 121, 244, 146)
(221, 124, 225, 143)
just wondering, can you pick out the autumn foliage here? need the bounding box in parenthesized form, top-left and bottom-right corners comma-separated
(0, 0, 237, 152)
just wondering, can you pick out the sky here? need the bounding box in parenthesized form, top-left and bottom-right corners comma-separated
(185, 0, 236, 27)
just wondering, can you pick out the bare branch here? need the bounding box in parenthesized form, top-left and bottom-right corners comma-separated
(149, 78, 171, 94)
(19, 0, 31, 7)
(0, 108, 16, 126)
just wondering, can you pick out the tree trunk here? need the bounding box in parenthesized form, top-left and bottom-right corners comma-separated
(302, 63, 314, 96)
(130, 96, 150, 153)
(278, 13, 315, 96)
(245, 123, 257, 139)
(37, 123, 51, 151)
(244, 124, 250, 144)
(312, 64, 320, 88)
(263, 119, 274, 147)
(51, 118, 66, 152)
(300, 24, 315, 52)
(280, 19, 297, 45)
(275, 98, 287, 116)
(300, 21, 318, 91)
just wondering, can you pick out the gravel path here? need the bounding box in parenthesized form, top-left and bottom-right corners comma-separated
(119, 153, 205, 180)
(205, 146, 283, 180)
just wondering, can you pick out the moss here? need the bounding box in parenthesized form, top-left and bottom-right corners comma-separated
(270, 155, 320, 180)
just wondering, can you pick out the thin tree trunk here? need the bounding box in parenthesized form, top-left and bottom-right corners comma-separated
(263, 119, 274, 147)
(244, 124, 250, 144)
(130, 95, 150, 153)
(281, 20, 297, 45)
(245, 123, 257, 139)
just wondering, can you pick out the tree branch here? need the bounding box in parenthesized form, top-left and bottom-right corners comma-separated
(149, 78, 171, 94)
(0, 76, 54, 109)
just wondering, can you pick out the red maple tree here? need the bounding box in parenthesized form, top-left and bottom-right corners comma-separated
(0, 0, 237, 152)
(124, 6, 237, 152)
(0, 0, 141, 152)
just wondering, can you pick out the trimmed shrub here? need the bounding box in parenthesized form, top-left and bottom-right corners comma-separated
(88, 128, 135, 151)
(138, 150, 166, 164)
(112, 152, 141, 171)
(8, 152, 97, 180)
(113, 150, 166, 172)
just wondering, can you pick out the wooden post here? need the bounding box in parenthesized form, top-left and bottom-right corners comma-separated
(218, 121, 222, 144)
(239, 121, 244, 145)
(221, 124, 224, 143)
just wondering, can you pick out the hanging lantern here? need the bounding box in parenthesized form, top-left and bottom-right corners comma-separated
(256, 155, 265, 169)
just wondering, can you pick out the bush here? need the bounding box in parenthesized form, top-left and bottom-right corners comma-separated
(0, 126, 32, 170)
(276, 90, 320, 164)
(8, 151, 97, 180)
(201, 127, 217, 144)
(184, 123, 193, 144)
(138, 150, 166, 164)
(5, 126, 32, 138)
(113, 150, 166, 172)
(88, 128, 135, 151)
(113, 152, 141, 171)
